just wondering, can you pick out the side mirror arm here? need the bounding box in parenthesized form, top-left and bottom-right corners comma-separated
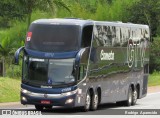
(14, 46, 24, 65)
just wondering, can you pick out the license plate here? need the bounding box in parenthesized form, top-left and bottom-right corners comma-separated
(41, 100, 51, 104)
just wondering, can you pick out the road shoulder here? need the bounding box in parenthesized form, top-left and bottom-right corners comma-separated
(148, 85, 160, 93)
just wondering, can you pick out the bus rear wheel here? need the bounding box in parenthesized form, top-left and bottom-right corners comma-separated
(35, 105, 44, 111)
(132, 88, 138, 105)
(91, 91, 99, 111)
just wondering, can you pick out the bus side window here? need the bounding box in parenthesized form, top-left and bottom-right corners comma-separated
(79, 65, 86, 80)
(81, 26, 93, 48)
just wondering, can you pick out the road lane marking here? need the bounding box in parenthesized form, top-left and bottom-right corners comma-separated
(64, 115, 83, 118)
(16, 107, 35, 110)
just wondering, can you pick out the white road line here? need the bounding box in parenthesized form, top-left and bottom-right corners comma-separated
(64, 115, 83, 118)
(132, 106, 160, 109)
(14, 107, 35, 109)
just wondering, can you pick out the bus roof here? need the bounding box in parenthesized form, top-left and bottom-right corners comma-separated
(32, 18, 93, 27)
(32, 18, 149, 29)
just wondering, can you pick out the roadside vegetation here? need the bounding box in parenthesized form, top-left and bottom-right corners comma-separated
(0, 77, 20, 102)
(148, 72, 160, 86)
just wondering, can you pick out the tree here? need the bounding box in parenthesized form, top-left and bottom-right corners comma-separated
(0, 37, 18, 76)
(0, 0, 26, 27)
(128, 0, 160, 37)
(17, 0, 70, 28)
(0, 0, 70, 28)
(0, 26, 24, 77)
(150, 37, 160, 73)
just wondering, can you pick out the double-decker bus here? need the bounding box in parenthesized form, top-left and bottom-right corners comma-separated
(14, 18, 150, 111)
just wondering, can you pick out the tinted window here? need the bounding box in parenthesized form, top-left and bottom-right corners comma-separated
(22, 57, 76, 86)
(28, 58, 48, 84)
(48, 58, 75, 84)
(81, 25, 93, 47)
(26, 24, 80, 52)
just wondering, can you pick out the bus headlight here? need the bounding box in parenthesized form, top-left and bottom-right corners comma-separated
(21, 88, 30, 94)
(62, 89, 77, 96)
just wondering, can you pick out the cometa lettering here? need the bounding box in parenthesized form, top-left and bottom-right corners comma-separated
(100, 50, 114, 60)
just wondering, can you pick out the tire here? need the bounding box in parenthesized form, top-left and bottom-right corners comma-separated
(90, 91, 99, 111)
(35, 105, 44, 111)
(45, 106, 52, 110)
(132, 88, 138, 105)
(83, 91, 91, 112)
(124, 86, 132, 106)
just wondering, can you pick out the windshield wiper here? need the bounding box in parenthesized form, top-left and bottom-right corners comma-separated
(54, 79, 74, 84)
(54, 81, 67, 84)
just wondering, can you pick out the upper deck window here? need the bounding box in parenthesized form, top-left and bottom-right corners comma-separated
(26, 23, 80, 52)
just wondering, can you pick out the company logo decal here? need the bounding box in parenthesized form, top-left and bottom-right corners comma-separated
(127, 39, 147, 68)
(47, 79, 52, 84)
(61, 88, 72, 92)
(41, 86, 52, 88)
(100, 50, 114, 60)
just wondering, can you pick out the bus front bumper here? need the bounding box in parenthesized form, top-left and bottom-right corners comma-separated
(21, 89, 77, 107)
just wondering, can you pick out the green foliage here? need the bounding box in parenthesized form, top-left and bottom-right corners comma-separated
(128, 0, 160, 37)
(69, 3, 92, 19)
(0, 21, 26, 56)
(0, 21, 26, 76)
(31, 10, 54, 21)
(150, 37, 160, 73)
(59, 0, 138, 22)
(0, 0, 27, 28)
(17, 0, 70, 28)
(148, 71, 160, 86)
(92, 3, 109, 20)
(6, 64, 22, 78)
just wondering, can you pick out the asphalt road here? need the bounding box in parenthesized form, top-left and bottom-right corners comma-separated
(0, 92, 160, 115)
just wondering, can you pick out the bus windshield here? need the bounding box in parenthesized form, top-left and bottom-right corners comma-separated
(23, 56, 76, 86)
(25, 24, 80, 52)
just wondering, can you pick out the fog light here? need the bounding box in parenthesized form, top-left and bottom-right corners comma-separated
(65, 99, 73, 104)
(22, 97, 27, 102)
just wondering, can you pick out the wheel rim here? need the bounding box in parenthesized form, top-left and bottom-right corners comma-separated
(133, 90, 137, 103)
(93, 94, 98, 108)
(86, 94, 91, 110)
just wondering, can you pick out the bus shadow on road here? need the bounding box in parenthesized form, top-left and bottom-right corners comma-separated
(41, 103, 126, 114)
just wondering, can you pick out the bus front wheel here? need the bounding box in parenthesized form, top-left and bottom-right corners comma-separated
(83, 91, 91, 112)
(45, 106, 53, 110)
